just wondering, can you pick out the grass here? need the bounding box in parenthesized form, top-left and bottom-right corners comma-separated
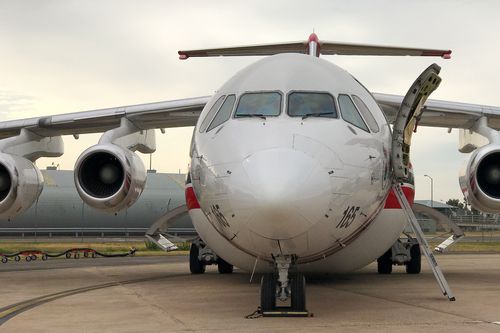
(2, 235, 500, 257)
(0, 241, 189, 257)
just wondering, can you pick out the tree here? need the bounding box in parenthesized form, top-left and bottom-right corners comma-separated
(446, 199, 465, 210)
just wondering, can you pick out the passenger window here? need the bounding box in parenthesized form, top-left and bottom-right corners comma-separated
(235, 92, 281, 117)
(199, 96, 225, 132)
(338, 94, 369, 132)
(352, 95, 380, 133)
(207, 95, 236, 132)
(288, 92, 337, 118)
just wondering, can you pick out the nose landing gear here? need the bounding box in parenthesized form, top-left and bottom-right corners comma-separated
(260, 254, 308, 317)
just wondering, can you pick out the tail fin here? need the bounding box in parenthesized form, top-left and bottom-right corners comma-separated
(178, 33, 451, 60)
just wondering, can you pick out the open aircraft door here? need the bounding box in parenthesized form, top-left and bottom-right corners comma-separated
(391, 63, 442, 181)
(389, 64, 457, 301)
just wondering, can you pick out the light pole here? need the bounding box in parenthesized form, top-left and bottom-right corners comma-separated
(424, 174, 434, 208)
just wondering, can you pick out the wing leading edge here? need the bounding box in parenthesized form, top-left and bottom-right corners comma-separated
(374, 93, 500, 130)
(0, 96, 210, 139)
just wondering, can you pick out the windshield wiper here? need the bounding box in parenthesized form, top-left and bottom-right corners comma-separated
(237, 114, 267, 120)
(301, 112, 335, 120)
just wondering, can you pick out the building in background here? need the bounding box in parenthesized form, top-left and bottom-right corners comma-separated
(0, 168, 194, 238)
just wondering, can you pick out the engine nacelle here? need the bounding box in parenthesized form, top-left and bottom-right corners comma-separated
(74, 144, 146, 213)
(459, 144, 500, 213)
(0, 153, 44, 219)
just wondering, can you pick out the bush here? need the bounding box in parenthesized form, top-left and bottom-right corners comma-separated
(144, 240, 161, 251)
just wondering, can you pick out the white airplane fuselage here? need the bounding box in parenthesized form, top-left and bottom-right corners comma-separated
(187, 53, 411, 273)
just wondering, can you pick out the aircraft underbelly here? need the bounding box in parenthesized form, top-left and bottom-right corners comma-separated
(190, 206, 405, 274)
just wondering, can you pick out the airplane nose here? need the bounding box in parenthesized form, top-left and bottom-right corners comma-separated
(241, 148, 331, 239)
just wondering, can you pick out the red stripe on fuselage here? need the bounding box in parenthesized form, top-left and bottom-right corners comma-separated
(384, 185, 415, 209)
(185, 186, 201, 210)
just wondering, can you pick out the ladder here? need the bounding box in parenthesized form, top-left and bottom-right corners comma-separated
(393, 183, 456, 301)
(145, 234, 178, 252)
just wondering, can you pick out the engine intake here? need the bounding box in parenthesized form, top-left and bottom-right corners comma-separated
(78, 152, 125, 198)
(476, 152, 500, 199)
(459, 145, 500, 213)
(0, 163, 12, 202)
(0, 153, 44, 219)
(75, 144, 146, 212)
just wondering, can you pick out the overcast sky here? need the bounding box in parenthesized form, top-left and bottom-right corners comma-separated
(1, 0, 499, 203)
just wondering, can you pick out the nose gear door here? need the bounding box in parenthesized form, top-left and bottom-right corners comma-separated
(391, 63, 442, 181)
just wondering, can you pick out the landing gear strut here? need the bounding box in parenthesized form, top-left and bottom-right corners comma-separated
(377, 236, 420, 274)
(259, 254, 308, 317)
(189, 238, 233, 274)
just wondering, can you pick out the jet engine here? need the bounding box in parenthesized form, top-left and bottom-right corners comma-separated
(74, 144, 146, 213)
(0, 153, 44, 219)
(459, 144, 500, 213)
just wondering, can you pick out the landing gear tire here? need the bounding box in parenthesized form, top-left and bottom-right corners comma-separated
(291, 273, 306, 311)
(406, 244, 421, 274)
(189, 243, 205, 274)
(260, 274, 276, 312)
(377, 249, 393, 274)
(217, 257, 233, 274)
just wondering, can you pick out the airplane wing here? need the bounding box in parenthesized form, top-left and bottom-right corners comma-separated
(1, 93, 499, 140)
(0, 96, 210, 139)
(373, 93, 500, 130)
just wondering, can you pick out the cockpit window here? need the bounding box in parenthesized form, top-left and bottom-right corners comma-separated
(351, 95, 380, 133)
(199, 96, 225, 133)
(287, 92, 337, 118)
(338, 94, 369, 132)
(235, 92, 281, 118)
(207, 95, 236, 132)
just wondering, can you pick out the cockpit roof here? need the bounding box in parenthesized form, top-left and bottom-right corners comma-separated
(217, 53, 364, 95)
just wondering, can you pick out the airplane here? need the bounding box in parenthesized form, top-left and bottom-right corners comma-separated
(0, 33, 499, 315)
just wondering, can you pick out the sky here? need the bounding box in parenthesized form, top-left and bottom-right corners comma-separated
(1, 0, 499, 203)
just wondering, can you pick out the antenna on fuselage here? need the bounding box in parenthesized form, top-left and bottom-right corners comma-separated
(178, 33, 451, 60)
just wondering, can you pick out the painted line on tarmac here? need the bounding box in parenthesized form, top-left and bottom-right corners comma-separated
(0, 273, 191, 326)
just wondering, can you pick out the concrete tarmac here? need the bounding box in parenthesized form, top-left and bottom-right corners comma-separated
(1, 254, 500, 332)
